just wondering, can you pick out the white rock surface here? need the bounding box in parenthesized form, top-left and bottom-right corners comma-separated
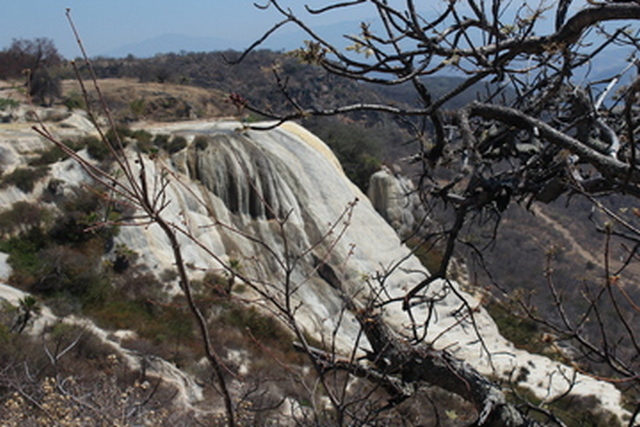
(368, 165, 428, 237)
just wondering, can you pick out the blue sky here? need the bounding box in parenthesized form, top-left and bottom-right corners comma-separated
(0, 1, 349, 58)
(0, 1, 599, 60)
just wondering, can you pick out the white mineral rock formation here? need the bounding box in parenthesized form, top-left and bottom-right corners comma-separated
(0, 114, 628, 421)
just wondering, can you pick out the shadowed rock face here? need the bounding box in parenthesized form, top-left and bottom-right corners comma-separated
(186, 132, 300, 220)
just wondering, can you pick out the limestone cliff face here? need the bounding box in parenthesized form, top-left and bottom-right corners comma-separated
(0, 115, 627, 419)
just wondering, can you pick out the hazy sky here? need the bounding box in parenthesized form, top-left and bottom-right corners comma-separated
(0, 1, 351, 58)
(1, 1, 586, 59)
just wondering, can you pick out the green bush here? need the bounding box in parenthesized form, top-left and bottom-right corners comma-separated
(105, 125, 132, 151)
(0, 187, 117, 297)
(50, 187, 119, 245)
(84, 135, 111, 161)
(150, 133, 188, 154)
(132, 130, 156, 154)
(0, 227, 50, 289)
(152, 133, 170, 148)
(62, 91, 85, 111)
(136, 139, 156, 155)
(166, 135, 188, 154)
(406, 237, 445, 274)
(131, 129, 152, 143)
(29, 145, 67, 166)
(221, 304, 290, 345)
(486, 301, 541, 353)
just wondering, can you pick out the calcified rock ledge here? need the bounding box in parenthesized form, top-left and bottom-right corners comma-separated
(0, 115, 629, 421)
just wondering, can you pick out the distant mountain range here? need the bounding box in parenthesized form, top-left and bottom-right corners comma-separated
(99, 29, 637, 89)
(97, 20, 367, 58)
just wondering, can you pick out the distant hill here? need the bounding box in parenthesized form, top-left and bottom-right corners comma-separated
(99, 33, 247, 58)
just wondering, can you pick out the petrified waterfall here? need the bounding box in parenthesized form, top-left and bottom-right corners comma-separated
(185, 132, 300, 220)
(0, 115, 627, 419)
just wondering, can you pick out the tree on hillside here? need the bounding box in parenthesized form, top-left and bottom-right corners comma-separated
(0, 38, 63, 79)
(229, 0, 640, 425)
(0, 38, 63, 105)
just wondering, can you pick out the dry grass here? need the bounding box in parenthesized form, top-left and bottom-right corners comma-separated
(61, 78, 236, 123)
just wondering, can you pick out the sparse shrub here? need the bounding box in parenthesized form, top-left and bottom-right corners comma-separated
(508, 386, 622, 427)
(48, 322, 113, 361)
(0, 322, 9, 344)
(89, 299, 151, 331)
(31, 245, 108, 305)
(0, 358, 170, 426)
(129, 98, 146, 118)
(200, 271, 231, 297)
(0, 201, 49, 236)
(160, 268, 178, 283)
(145, 304, 195, 346)
(486, 301, 542, 353)
(91, 296, 194, 351)
(0, 166, 49, 193)
(0, 324, 43, 368)
(242, 113, 264, 123)
(0, 98, 19, 110)
(62, 91, 85, 111)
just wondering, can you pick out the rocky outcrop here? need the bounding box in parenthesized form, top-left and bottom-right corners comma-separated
(368, 165, 428, 237)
